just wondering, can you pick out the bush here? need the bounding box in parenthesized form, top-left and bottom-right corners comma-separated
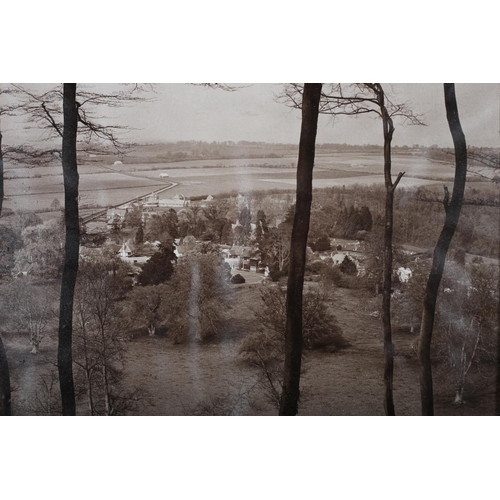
(230, 273, 245, 284)
(319, 263, 344, 288)
(238, 286, 348, 409)
(230, 273, 246, 284)
(311, 236, 331, 252)
(269, 268, 287, 282)
(339, 255, 357, 276)
(247, 286, 349, 354)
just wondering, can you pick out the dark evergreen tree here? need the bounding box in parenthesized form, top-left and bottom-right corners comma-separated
(256, 210, 269, 241)
(339, 255, 357, 275)
(311, 235, 331, 252)
(238, 206, 252, 239)
(135, 222, 144, 245)
(138, 244, 177, 286)
(359, 206, 373, 231)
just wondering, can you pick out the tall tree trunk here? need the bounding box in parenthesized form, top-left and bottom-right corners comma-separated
(0, 336, 11, 416)
(380, 103, 403, 416)
(279, 83, 322, 416)
(58, 83, 79, 416)
(0, 130, 4, 216)
(0, 130, 12, 416)
(497, 213, 500, 416)
(418, 83, 467, 416)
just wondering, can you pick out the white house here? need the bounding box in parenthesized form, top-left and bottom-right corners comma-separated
(119, 241, 134, 258)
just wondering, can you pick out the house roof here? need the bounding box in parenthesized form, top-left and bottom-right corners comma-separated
(120, 241, 134, 254)
(229, 246, 261, 259)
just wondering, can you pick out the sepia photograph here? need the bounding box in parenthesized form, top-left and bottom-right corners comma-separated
(2, 3, 499, 498)
(0, 82, 498, 417)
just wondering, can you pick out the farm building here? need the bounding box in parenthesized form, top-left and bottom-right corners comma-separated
(159, 173, 170, 178)
(144, 193, 159, 207)
(158, 194, 189, 208)
(113, 160, 123, 165)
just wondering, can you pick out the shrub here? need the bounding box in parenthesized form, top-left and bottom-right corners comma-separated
(230, 273, 246, 284)
(311, 236, 331, 252)
(306, 261, 325, 275)
(246, 286, 348, 355)
(339, 255, 357, 276)
(319, 263, 344, 288)
(239, 287, 348, 409)
(269, 268, 287, 282)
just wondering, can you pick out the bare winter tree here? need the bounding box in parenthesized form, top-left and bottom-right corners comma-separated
(1, 85, 53, 415)
(417, 84, 468, 416)
(14, 83, 150, 415)
(0, 85, 23, 415)
(279, 83, 423, 415)
(279, 83, 322, 416)
(0, 105, 11, 413)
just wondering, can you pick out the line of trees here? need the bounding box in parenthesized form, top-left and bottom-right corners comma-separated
(0, 83, 485, 417)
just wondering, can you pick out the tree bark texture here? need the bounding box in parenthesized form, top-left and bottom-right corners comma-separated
(0, 335, 11, 416)
(497, 213, 500, 416)
(58, 83, 79, 416)
(279, 83, 322, 416)
(0, 130, 12, 415)
(378, 87, 401, 417)
(0, 131, 4, 215)
(418, 83, 467, 416)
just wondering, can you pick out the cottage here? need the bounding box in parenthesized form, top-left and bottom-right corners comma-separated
(119, 241, 134, 258)
(225, 246, 262, 272)
(106, 208, 128, 229)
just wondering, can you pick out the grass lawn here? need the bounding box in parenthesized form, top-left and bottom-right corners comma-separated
(5, 284, 496, 416)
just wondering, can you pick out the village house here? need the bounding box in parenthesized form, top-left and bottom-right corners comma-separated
(106, 207, 128, 229)
(119, 241, 134, 258)
(224, 245, 262, 272)
(158, 194, 190, 208)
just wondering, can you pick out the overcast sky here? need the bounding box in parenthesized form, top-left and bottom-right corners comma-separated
(4, 83, 499, 148)
(113, 83, 500, 148)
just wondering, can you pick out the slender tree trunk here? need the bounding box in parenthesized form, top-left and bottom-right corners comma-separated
(279, 83, 322, 416)
(497, 215, 500, 415)
(0, 130, 12, 415)
(81, 326, 95, 415)
(86, 370, 95, 416)
(58, 83, 79, 416)
(103, 363, 111, 416)
(377, 86, 404, 417)
(418, 83, 467, 416)
(0, 130, 4, 216)
(0, 335, 11, 416)
(382, 179, 396, 416)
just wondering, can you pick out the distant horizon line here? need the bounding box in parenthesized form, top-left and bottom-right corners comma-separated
(133, 140, 497, 150)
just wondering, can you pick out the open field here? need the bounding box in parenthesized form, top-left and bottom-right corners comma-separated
(2, 152, 452, 213)
(5, 283, 495, 416)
